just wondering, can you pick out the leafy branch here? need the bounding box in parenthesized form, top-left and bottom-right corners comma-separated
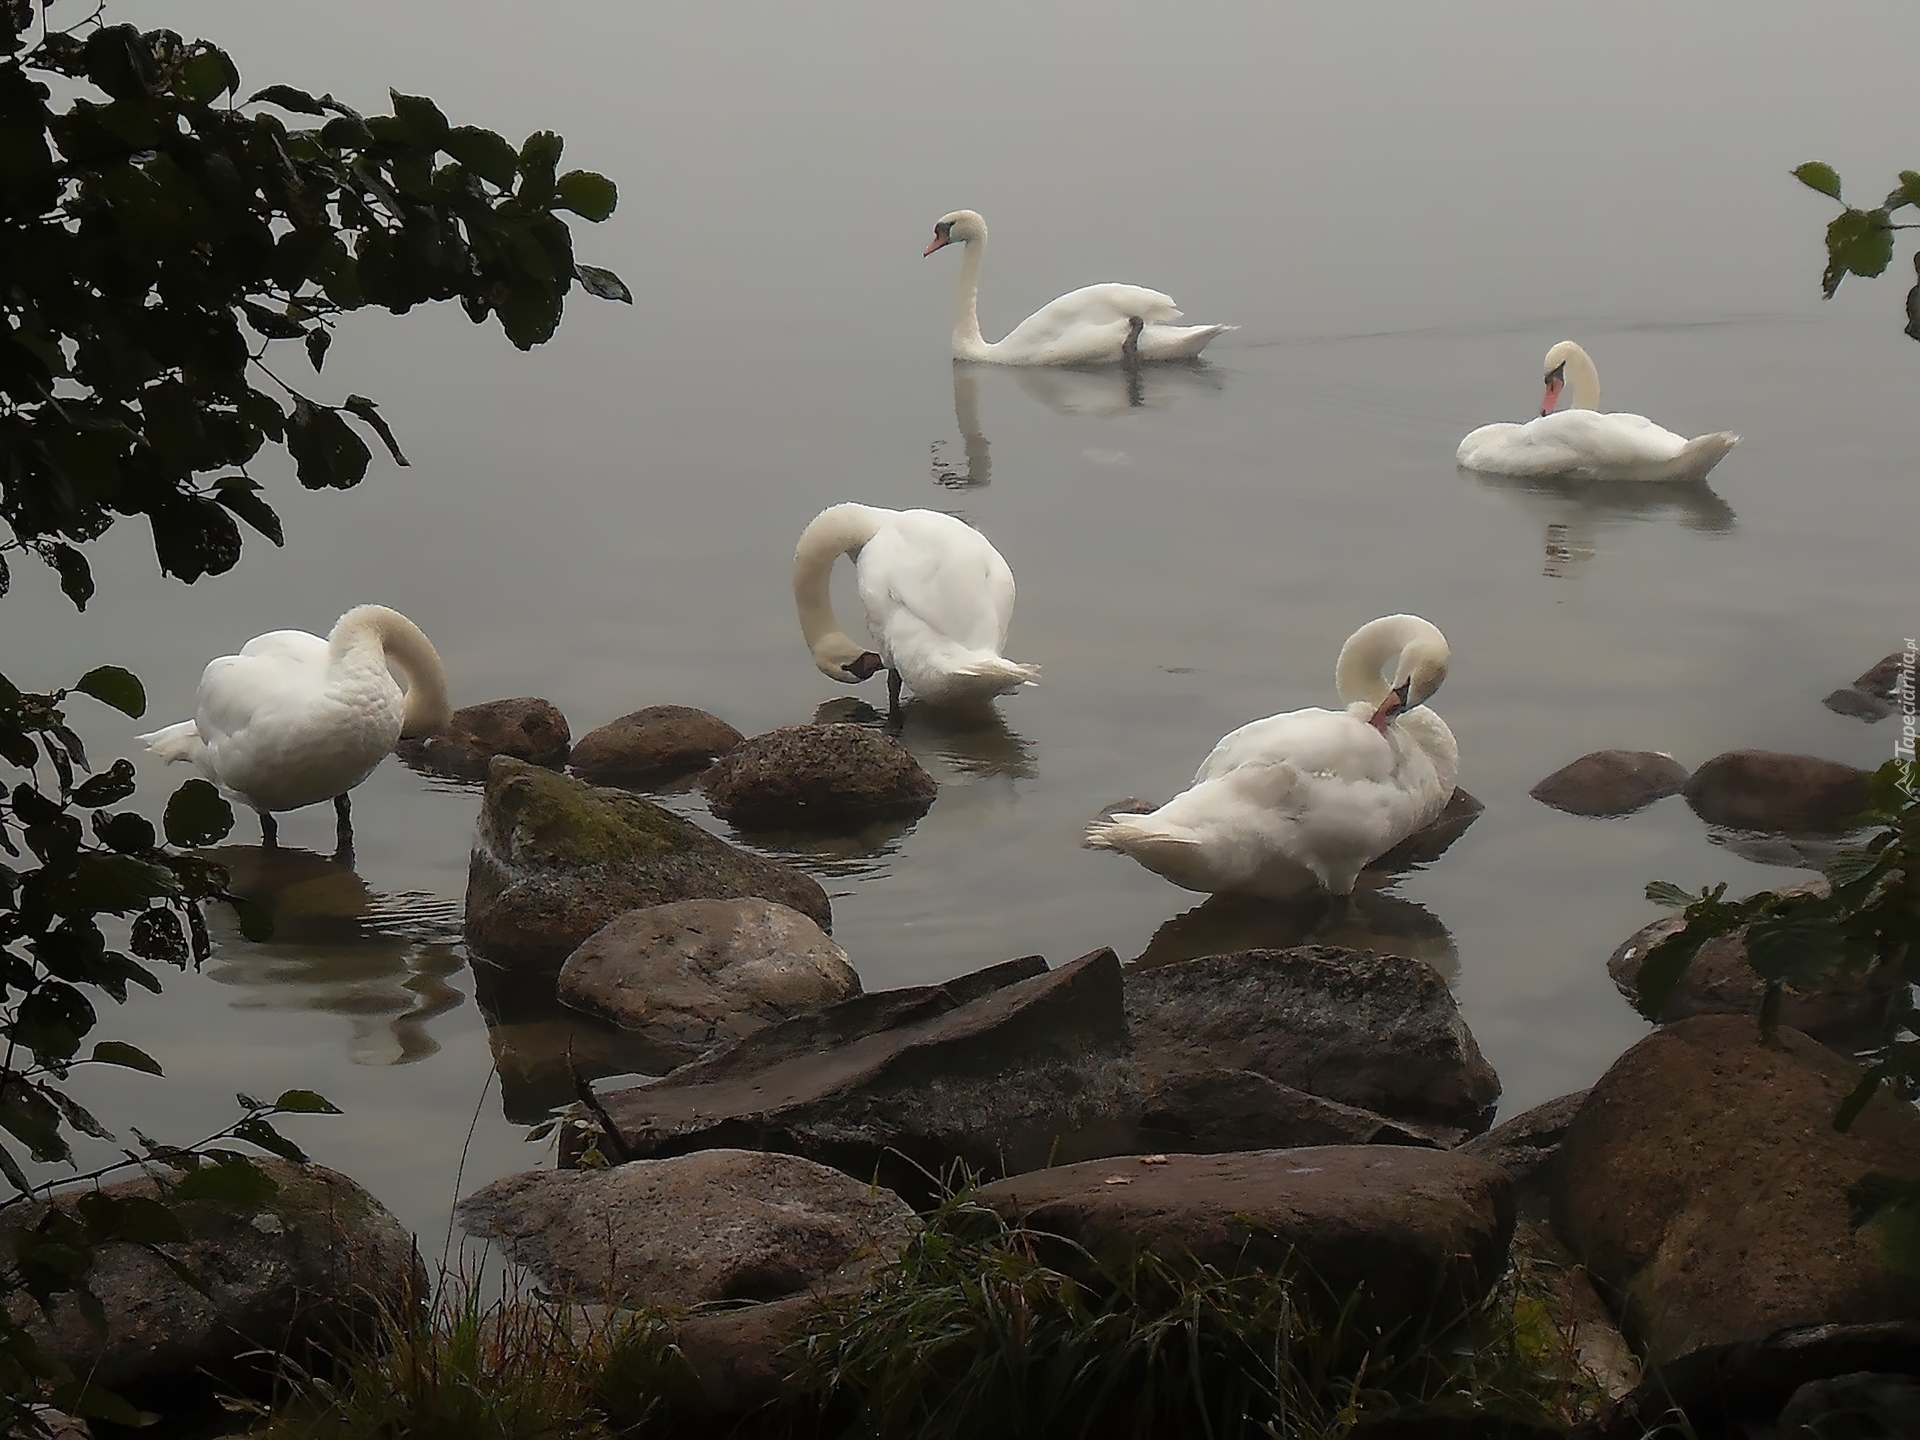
(1793, 162, 1920, 339)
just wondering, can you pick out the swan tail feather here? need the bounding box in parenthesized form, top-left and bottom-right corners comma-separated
(1677, 431, 1739, 478)
(137, 720, 204, 765)
(952, 656, 1040, 689)
(1083, 814, 1198, 854)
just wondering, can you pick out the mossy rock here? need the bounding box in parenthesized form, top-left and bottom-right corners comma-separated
(465, 758, 831, 971)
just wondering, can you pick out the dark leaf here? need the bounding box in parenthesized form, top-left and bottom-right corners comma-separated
(1823, 208, 1896, 298)
(50, 544, 95, 610)
(73, 760, 138, 808)
(305, 326, 332, 372)
(130, 906, 189, 965)
(163, 778, 234, 847)
(239, 299, 309, 340)
(1644, 880, 1694, 908)
(553, 169, 617, 222)
(286, 397, 373, 489)
(1898, 170, 1920, 211)
(171, 1157, 279, 1206)
(341, 395, 409, 466)
(249, 83, 327, 114)
(272, 1088, 342, 1115)
(442, 125, 518, 186)
(227, 894, 274, 942)
(1792, 161, 1843, 201)
(16, 982, 97, 1061)
(235, 1115, 308, 1162)
(574, 263, 633, 304)
(1746, 911, 1847, 990)
(213, 477, 285, 546)
(388, 89, 450, 149)
(90, 1040, 164, 1076)
(94, 811, 157, 853)
(176, 48, 240, 106)
(48, 1379, 150, 1428)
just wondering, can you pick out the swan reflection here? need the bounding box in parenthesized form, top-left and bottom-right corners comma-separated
(1131, 884, 1458, 978)
(813, 696, 1036, 780)
(932, 365, 991, 488)
(199, 844, 465, 1065)
(471, 963, 676, 1124)
(1464, 471, 1735, 578)
(1012, 358, 1224, 417)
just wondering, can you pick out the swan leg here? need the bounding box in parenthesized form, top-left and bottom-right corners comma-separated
(259, 811, 278, 848)
(887, 668, 903, 724)
(333, 793, 355, 865)
(1123, 316, 1144, 407)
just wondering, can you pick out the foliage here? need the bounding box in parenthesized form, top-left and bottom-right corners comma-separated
(1, 0, 629, 608)
(1792, 162, 1920, 339)
(1641, 758, 1920, 1275)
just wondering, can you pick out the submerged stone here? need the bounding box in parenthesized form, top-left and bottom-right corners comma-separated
(569, 704, 743, 784)
(396, 696, 570, 780)
(1529, 750, 1688, 817)
(1682, 750, 1874, 835)
(702, 723, 936, 827)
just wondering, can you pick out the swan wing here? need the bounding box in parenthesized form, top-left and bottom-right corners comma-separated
(856, 510, 1013, 656)
(193, 635, 331, 749)
(1457, 410, 1730, 481)
(1002, 283, 1183, 348)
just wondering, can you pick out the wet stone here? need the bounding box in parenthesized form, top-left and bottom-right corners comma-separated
(396, 696, 571, 780)
(702, 723, 936, 827)
(568, 705, 743, 784)
(1529, 750, 1689, 817)
(1682, 750, 1874, 835)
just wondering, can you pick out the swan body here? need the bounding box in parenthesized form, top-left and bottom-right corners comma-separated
(795, 503, 1038, 711)
(1456, 340, 1739, 482)
(139, 605, 450, 835)
(925, 210, 1233, 365)
(1086, 616, 1457, 898)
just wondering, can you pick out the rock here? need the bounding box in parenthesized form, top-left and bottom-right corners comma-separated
(974, 1146, 1515, 1332)
(7, 1161, 421, 1399)
(1460, 1090, 1590, 1191)
(1553, 1016, 1920, 1372)
(702, 723, 936, 827)
(396, 697, 570, 780)
(1137, 1070, 1439, 1152)
(1823, 652, 1909, 723)
(557, 899, 860, 1068)
(1368, 787, 1485, 870)
(464, 758, 831, 971)
(456, 1150, 916, 1309)
(589, 950, 1141, 1201)
(1510, 1217, 1642, 1403)
(568, 705, 743, 784)
(1529, 751, 1689, 817)
(1682, 750, 1874, 835)
(667, 1289, 824, 1418)
(1605, 884, 1904, 1045)
(1125, 947, 1500, 1141)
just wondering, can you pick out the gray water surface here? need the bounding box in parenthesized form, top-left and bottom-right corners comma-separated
(7, 1, 1913, 1246)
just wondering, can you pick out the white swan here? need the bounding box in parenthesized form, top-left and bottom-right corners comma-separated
(924, 210, 1233, 365)
(1456, 341, 1739, 482)
(1085, 616, 1458, 898)
(138, 605, 450, 847)
(795, 502, 1039, 716)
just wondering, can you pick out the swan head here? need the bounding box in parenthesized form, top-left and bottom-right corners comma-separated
(1369, 644, 1449, 731)
(925, 210, 987, 256)
(1540, 340, 1590, 415)
(810, 635, 885, 685)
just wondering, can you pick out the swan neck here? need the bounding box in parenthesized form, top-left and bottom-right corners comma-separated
(1334, 615, 1442, 704)
(795, 504, 885, 672)
(950, 237, 990, 358)
(1566, 345, 1601, 411)
(330, 605, 451, 737)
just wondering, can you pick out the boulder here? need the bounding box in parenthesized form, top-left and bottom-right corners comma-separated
(1682, 751, 1874, 835)
(587, 950, 1140, 1201)
(702, 723, 936, 827)
(396, 697, 570, 780)
(568, 705, 743, 784)
(1509, 1217, 1642, 1404)
(7, 1161, 420, 1399)
(464, 758, 831, 971)
(1607, 887, 1904, 1045)
(1459, 1090, 1590, 1191)
(974, 1146, 1515, 1332)
(1528, 751, 1688, 817)
(1125, 948, 1500, 1141)
(1823, 652, 1909, 723)
(1553, 1015, 1920, 1371)
(1368, 787, 1485, 870)
(456, 1150, 916, 1309)
(1137, 1070, 1439, 1152)
(557, 899, 860, 1068)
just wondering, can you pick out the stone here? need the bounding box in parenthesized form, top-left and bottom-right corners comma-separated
(701, 723, 936, 827)
(557, 899, 860, 1068)
(974, 1146, 1515, 1332)
(1682, 750, 1874, 835)
(396, 696, 570, 780)
(7, 1161, 421, 1399)
(1459, 1090, 1590, 1191)
(1553, 1016, 1920, 1371)
(1823, 653, 1908, 723)
(1368, 787, 1485, 870)
(1605, 884, 1903, 1045)
(456, 1150, 917, 1310)
(568, 705, 743, 784)
(1528, 751, 1689, 817)
(464, 758, 831, 971)
(1509, 1218, 1641, 1403)
(1137, 1069, 1439, 1153)
(1125, 947, 1500, 1141)
(589, 950, 1141, 1201)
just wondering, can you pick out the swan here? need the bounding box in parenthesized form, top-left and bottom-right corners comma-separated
(1456, 341, 1739, 482)
(1085, 615, 1458, 898)
(138, 605, 450, 848)
(795, 502, 1039, 717)
(924, 210, 1233, 365)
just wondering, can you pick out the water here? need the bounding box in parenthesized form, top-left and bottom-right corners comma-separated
(8, 0, 1914, 1247)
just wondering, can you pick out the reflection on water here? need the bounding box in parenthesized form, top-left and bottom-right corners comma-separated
(1130, 883, 1458, 977)
(814, 696, 1036, 780)
(1705, 826, 1847, 872)
(1011, 358, 1225, 417)
(200, 845, 467, 1066)
(932, 365, 991, 488)
(470, 963, 674, 1125)
(1465, 472, 1736, 577)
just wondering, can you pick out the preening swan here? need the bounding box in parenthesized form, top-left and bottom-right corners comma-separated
(1456, 341, 1739, 482)
(795, 502, 1039, 717)
(924, 210, 1233, 365)
(138, 605, 450, 848)
(1085, 616, 1458, 898)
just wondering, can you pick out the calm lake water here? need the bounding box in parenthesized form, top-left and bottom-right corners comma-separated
(9, 1, 1915, 1247)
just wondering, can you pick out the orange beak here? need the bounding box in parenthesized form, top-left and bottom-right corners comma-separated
(1368, 697, 1400, 732)
(1540, 374, 1564, 416)
(924, 234, 951, 257)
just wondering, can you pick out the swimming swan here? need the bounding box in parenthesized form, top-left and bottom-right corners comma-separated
(795, 502, 1039, 716)
(1456, 340, 1739, 482)
(1085, 615, 1457, 897)
(924, 210, 1233, 365)
(138, 605, 450, 847)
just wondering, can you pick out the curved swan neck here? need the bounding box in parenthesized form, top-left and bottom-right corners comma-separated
(1334, 614, 1448, 705)
(950, 234, 991, 359)
(1550, 341, 1602, 411)
(329, 605, 451, 736)
(795, 504, 887, 676)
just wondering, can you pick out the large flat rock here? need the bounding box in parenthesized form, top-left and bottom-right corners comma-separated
(974, 1146, 1515, 1332)
(464, 758, 830, 970)
(1554, 1015, 1920, 1371)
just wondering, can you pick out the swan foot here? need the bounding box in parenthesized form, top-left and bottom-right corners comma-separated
(886, 668, 904, 725)
(259, 811, 278, 848)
